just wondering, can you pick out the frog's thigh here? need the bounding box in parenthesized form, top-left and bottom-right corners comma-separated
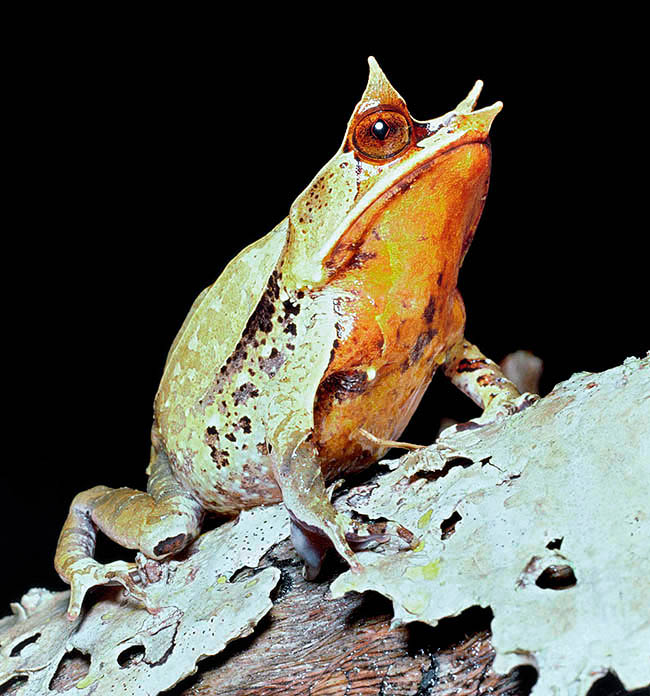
(55, 445, 204, 618)
(273, 439, 363, 579)
(443, 338, 536, 418)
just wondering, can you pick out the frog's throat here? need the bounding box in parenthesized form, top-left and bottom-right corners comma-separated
(298, 135, 493, 290)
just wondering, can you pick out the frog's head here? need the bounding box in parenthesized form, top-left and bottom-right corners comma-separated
(282, 57, 501, 291)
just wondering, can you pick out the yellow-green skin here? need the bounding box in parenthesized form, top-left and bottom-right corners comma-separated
(54, 58, 534, 620)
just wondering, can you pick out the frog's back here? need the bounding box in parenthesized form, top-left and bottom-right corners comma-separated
(155, 219, 289, 442)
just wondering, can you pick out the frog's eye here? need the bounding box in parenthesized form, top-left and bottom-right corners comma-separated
(353, 110, 411, 161)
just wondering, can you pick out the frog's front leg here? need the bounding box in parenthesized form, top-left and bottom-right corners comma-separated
(54, 441, 204, 620)
(443, 338, 538, 423)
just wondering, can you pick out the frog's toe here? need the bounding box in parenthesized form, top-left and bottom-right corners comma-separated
(345, 520, 390, 551)
(483, 391, 540, 420)
(445, 392, 539, 436)
(65, 558, 145, 621)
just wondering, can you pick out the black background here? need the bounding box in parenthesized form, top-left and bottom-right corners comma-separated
(3, 12, 647, 608)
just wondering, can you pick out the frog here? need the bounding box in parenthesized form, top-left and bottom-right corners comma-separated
(55, 57, 536, 620)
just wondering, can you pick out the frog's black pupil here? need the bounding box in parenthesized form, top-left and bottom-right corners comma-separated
(371, 119, 389, 140)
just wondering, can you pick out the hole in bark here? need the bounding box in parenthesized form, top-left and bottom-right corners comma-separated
(118, 644, 145, 668)
(586, 669, 645, 695)
(546, 537, 563, 550)
(9, 632, 40, 657)
(508, 665, 538, 693)
(440, 511, 462, 540)
(408, 457, 472, 484)
(535, 564, 577, 590)
(0, 675, 28, 694)
(406, 605, 493, 655)
(49, 648, 90, 691)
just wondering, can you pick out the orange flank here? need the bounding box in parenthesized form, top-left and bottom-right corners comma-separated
(314, 143, 491, 477)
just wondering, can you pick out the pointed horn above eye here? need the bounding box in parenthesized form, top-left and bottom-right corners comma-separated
(456, 80, 484, 113)
(360, 56, 406, 111)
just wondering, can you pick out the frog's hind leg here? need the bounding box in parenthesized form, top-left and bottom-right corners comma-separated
(275, 441, 392, 580)
(443, 338, 538, 425)
(54, 444, 204, 620)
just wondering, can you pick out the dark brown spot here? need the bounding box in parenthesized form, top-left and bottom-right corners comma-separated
(238, 416, 252, 434)
(347, 250, 377, 270)
(283, 322, 297, 336)
(283, 299, 301, 316)
(457, 358, 488, 373)
(437, 272, 443, 286)
(257, 442, 270, 456)
(258, 347, 286, 377)
(269, 271, 280, 299)
(410, 329, 438, 365)
(318, 369, 369, 403)
(225, 432, 236, 442)
(240, 276, 278, 338)
(206, 426, 217, 436)
(153, 533, 186, 557)
(233, 382, 259, 405)
(423, 296, 436, 323)
(477, 374, 496, 387)
(209, 446, 230, 469)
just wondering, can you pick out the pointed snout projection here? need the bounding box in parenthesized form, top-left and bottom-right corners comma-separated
(363, 55, 502, 144)
(444, 77, 502, 138)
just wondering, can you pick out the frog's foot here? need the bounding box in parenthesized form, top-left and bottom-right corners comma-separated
(483, 391, 539, 420)
(55, 448, 204, 619)
(443, 338, 540, 434)
(445, 392, 539, 435)
(290, 514, 392, 580)
(65, 558, 151, 621)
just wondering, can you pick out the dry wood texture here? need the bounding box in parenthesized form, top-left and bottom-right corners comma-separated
(164, 541, 537, 696)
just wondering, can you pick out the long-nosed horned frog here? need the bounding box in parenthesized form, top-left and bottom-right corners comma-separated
(55, 58, 536, 619)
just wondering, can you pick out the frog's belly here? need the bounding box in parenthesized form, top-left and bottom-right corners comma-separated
(168, 442, 282, 515)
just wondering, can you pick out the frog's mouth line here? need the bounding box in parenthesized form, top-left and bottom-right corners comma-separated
(323, 139, 491, 282)
(383, 138, 491, 202)
(329, 134, 494, 259)
(345, 138, 491, 239)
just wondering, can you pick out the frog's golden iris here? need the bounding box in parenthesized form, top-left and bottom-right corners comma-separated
(352, 108, 411, 160)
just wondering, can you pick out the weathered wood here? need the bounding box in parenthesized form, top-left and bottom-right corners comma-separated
(3, 355, 647, 696)
(163, 540, 536, 696)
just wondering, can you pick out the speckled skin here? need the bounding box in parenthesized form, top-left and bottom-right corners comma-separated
(55, 58, 534, 620)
